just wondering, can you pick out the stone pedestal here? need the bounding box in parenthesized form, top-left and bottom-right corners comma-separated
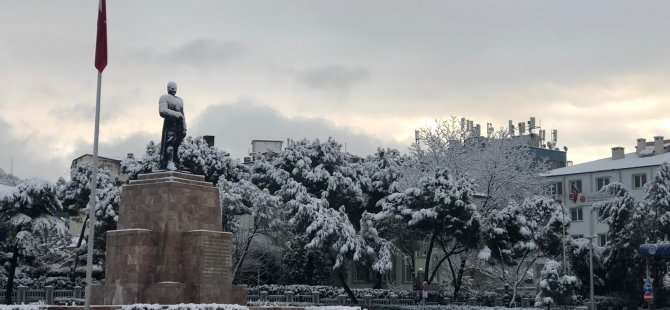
(92, 171, 247, 305)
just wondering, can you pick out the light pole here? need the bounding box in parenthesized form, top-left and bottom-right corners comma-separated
(588, 207, 595, 310)
(559, 200, 567, 272)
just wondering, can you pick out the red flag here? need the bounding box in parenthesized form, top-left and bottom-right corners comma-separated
(571, 184, 580, 203)
(95, 0, 107, 72)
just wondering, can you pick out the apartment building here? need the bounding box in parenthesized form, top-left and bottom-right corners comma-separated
(545, 136, 670, 244)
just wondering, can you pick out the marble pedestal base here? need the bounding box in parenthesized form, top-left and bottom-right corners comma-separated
(92, 171, 247, 305)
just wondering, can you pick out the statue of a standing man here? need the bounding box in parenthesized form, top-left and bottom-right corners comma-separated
(158, 81, 186, 171)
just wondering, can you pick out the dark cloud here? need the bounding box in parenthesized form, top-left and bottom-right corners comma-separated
(0, 119, 70, 182)
(68, 132, 157, 164)
(132, 39, 249, 68)
(0, 113, 156, 182)
(51, 103, 95, 122)
(296, 65, 369, 99)
(189, 100, 402, 159)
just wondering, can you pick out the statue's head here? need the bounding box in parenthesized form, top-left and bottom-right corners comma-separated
(167, 81, 177, 95)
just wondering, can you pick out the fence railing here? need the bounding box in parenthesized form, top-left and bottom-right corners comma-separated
(0, 287, 541, 308)
(249, 291, 538, 308)
(0, 286, 83, 305)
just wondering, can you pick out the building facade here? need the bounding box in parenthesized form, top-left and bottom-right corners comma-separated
(545, 136, 670, 244)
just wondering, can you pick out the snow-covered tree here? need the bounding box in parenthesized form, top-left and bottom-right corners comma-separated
(281, 234, 331, 285)
(234, 241, 283, 285)
(122, 137, 249, 185)
(410, 118, 549, 213)
(0, 179, 69, 304)
(218, 178, 281, 281)
(359, 148, 411, 288)
(568, 237, 604, 297)
(397, 118, 548, 298)
(57, 164, 120, 280)
(121, 140, 161, 178)
(646, 162, 670, 239)
(251, 138, 392, 302)
(24, 224, 74, 288)
(377, 168, 480, 289)
(593, 182, 651, 296)
(372, 214, 426, 289)
(361, 148, 404, 212)
(179, 136, 249, 183)
(595, 171, 670, 298)
(480, 196, 569, 305)
(534, 259, 579, 307)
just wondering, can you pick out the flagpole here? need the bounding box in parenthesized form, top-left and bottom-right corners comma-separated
(85, 71, 102, 310)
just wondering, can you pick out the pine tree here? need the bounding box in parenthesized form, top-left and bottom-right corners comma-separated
(219, 178, 281, 281)
(120, 140, 161, 179)
(593, 182, 649, 296)
(646, 162, 670, 238)
(57, 164, 120, 280)
(0, 179, 68, 304)
(534, 259, 579, 307)
(378, 168, 480, 288)
(251, 138, 392, 302)
(481, 196, 569, 305)
(121, 137, 249, 184)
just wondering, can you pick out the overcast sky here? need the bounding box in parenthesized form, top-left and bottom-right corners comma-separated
(3, 1, 670, 181)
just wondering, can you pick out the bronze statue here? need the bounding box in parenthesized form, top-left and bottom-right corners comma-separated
(158, 81, 186, 170)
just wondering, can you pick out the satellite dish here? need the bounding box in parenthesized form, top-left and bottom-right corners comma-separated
(563, 146, 568, 152)
(547, 141, 554, 149)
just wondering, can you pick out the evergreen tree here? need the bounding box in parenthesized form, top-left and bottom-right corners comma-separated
(568, 237, 605, 297)
(534, 259, 579, 307)
(120, 140, 161, 179)
(56, 164, 120, 280)
(251, 138, 392, 302)
(481, 196, 569, 305)
(0, 179, 68, 304)
(647, 162, 670, 239)
(179, 136, 249, 183)
(121, 137, 249, 185)
(593, 182, 650, 296)
(378, 168, 480, 288)
(219, 178, 281, 281)
(281, 235, 331, 285)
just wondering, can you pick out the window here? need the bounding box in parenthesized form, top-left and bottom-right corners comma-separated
(598, 234, 608, 247)
(548, 181, 563, 196)
(569, 180, 582, 200)
(382, 270, 394, 283)
(402, 257, 413, 283)
(570, 207, 583, 221)
(353, 264, 370, 282)
(596, 177, 610, 192)
(571, 234, 584, 239)
(633, 174, 647, 189)
(420, 242, 429, 257)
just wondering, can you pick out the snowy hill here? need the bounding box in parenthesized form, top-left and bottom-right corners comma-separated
(0, 168, 22, 186)
(0, 183, 16, 199)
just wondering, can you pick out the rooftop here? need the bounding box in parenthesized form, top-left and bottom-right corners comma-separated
(546, 150, 670, 177)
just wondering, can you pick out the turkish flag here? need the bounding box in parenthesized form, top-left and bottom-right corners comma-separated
(571, 185, 580, 203)
(95, 0, 107, 72)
